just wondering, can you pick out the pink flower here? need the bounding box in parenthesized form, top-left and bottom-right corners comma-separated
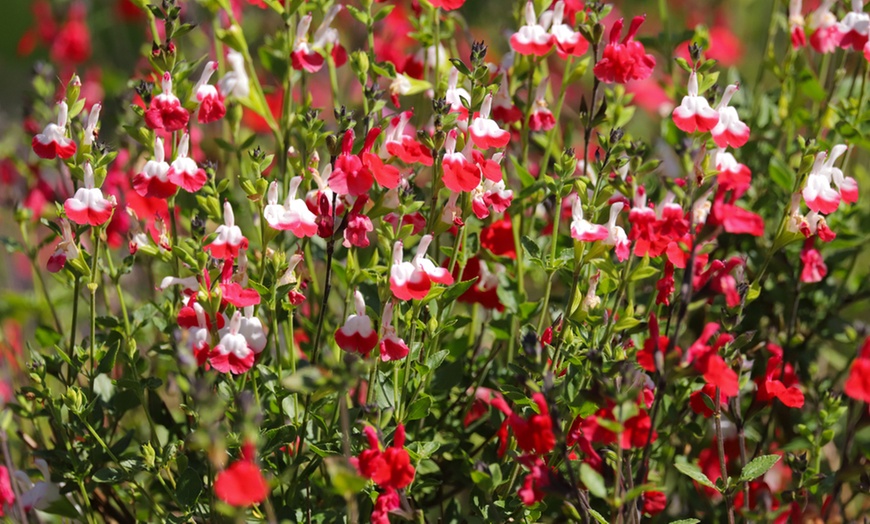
(343, 196, 374, 248)
(204, 201, 249, 260)
(428, 0, 465, 10)
(790, 0, 807, 49)
(166, 133, 207, 193)
(390, 235, 454, 300)
(264, 178, 318, 237)
(290, 6, 346, 73)
(510, 1, 555, 56)
(382, 111, 432, 166)
(32, 101, 77, 159)
(328, 129, 379, 196)
(192, 61, 226, 123)
(799, 241, 827, 283)
(844, 337, 870, 403)
(334, 290, 378, 358)
(64, 163, 117, 226)
(802, 146, 847, 215)
(711, 84, 750, 148)
(569, 195, 608, 242)
(144, 72, 189, 132)
(210, 311, 256, 374)
(808, 0, 842, 53)
(593, 16, 656, 84)
(469, 94, 511, 150)
(444, 69, 471, 120)
(133, 137, 176, 198)
(672, 71, 719, 133)
(471, 177, 513, 219)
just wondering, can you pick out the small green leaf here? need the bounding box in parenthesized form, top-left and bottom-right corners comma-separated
(739, 454, 780, 482)
(668, 520, 701, 524)
(579, 463, 606, 499)
(406, 396, 432, 421)
(588, 508, 609, 524)
(176, 468, 203, 508)
(674, 460, 717, 490)
(92, 467, 126, 483)
(521, 236, 541, 259)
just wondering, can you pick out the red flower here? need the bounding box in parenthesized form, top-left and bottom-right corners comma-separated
(480, 217, 516, 259)
(844, 337, 870, 403)
(429, 0, 465, 10)
(518, 456, 550, 505)
(51, 1, 91, 64)
(335, 290, 378, 358)
(0, 465, 14, 517)
(593, 16, 656, 84)
(687, 323, 739, 397)
(689, 383, 728, 418)
(642, 490, 667, 515)
(144, 72, 189, 132)
(495, 393, 556, 456)
(214, 446, 269, 507)
(32, 101, 77, 160)
(355, 424, 416, 490)
(800, 241, 827, 283)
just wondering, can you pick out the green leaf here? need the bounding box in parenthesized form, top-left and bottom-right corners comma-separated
(521, 236, 541, 259)
(668, 520, 701, 524)
(406, 396, 431, 421)
(449, 58, 471, 77)
(768, 156, 795, 192)
(739, 454, 780, 482)
(613, 316, 640, 331)
(92, 467, 126, 483)
(579, 463, 606, 499)
(438, 279, 478, 307)
(176, 468, 203, 508)
(674, 460, 717, 490)
(588, 508, 609, 524)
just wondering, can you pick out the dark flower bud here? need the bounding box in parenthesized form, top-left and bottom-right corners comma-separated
(610, 128, 624, 143)
(136, 81, 154, 105)
(470, 40, 488, 68)
(689, 42, 703, 65)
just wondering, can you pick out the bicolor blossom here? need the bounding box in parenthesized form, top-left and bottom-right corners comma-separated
(469, 94, 511, 150)
(205, 201, 249, 260)
(334, 290, 378, 358)
(547, 1, 589, 59)
(82, 102, 101, 147)
(144, 72, 189, 132)
(290, 6, 346, 73)
(593, 16, 656, 84)
(528, 80, 555, 132)
(210, 311, 256, 374)
(329, 128, 399, 195)
(837, 0, 870, 51)
(789, 0, 807, 49)
(379, 302, 409, 362)
(64, 163, 117, 226)
(803, 145, 857, 215)
(264, 178, 318, 237)
(390, 235, 455, 300)
(510, 2, 555, 56)
(711, 84, 750, 148)
(32, 101, 76, 159)
(442, 131, 480, 192)
(47, 219, 79, 273)
(570, 196, 608, 242)
(167, 133, 207, 193)
(381, 111, 432, 165)
(133, 137, 175, 198)
(191, 61, 226, 123)
(603, 202, 630, 261)
(808, 0, 841, 53)
(672, 71, 719, 133)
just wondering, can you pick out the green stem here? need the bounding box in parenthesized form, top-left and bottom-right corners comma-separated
(89, 227, 103, 378)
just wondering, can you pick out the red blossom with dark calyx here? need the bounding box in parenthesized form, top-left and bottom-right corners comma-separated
(214, 442, 269, 507)
(689, 383, 729, 418)
(491, 393, 556, 456)
(687, 323, 739, 397)
(637, 313, 679, 373)
(378, 302, 409, 362)
(382, 111, 432, 166)
(328, 128, 389, 196)
(354, 424, 416, 490)
(144, 72, 189, 132)
(451, 256, 504, 311)
(517, 456, 551, 506)
(593, 15, 656, 84)
(800, 239, 827, 283)
(480, 217, 516, 259)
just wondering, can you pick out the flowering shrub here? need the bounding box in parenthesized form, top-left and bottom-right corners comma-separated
(3, 0, 870, 522)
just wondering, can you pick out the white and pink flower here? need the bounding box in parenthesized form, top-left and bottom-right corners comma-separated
(32, 101, 77, 159)
(672, 71, 719, 133)
(264, 178, 318, 237)
(205, 201, 249, 260)
(711, 84, 750, 149)
(167, 133, 207, 193)
(64, 163, 117, 226)
(334, 290, 378, 358)
(469, 94, 511, 150)
(133, 137, 176, 198)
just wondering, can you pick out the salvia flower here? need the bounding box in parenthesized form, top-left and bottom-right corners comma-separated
(603, 201, 630, 261)
(382, 111, 433, 166)
(210, 311, 256, 374)
(191, 61, 226, 123)
(837, 0, 870, 51)
(801, 145, 854, 215)
(335, 290, 378, 358)
(214, 442, 269, 506)
(343, 196, 374, 249)
(510, 1, 555, 56)
(133, 137, 175, 198)
(789, 0, 807, 49)
(291, 6, 346, 73)
(264, 178, 318, 237)
(442, 131, 481, 192)
(47, 219, 79, 273)
(144, 72, 189, 132)
(167, 133, 208, 193)
(528, 80, 555, 132)
(844, 337, 870, 403)
(32, 101, 76, 159)
(711, 84, 750, 148)
(469, 94, 511, 150)
(205, 201, 249, 260)
(593, 16, 656, 84)
(569, 195, 608, 242)
(800, 240, 827, 283)
(82, 102, 101, 147)
(379, 302, 409, 362)
(64, 163, 117, 226)
(218, 50, 250, 100)
(547, 1, 589, 59)
(808, 0, 841, 53)
(389, 235, 455, 300)
(672, 71, 719, 133)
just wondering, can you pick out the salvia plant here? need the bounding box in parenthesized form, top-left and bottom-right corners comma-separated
(2, 0, 870, 522)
